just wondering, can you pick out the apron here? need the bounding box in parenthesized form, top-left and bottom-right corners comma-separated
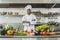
(22, 25, 37, 40)
(22, 14, 37, 40)
(24, 25, 35, 32)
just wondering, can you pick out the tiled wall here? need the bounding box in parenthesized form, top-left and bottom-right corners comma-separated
(0, 16, 22, 23)
(0, 8, 60, 23)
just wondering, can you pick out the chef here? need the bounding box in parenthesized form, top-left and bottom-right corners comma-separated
(22, 5, 37, 40)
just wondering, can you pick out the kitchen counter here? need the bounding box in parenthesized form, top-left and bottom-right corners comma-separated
(0, 35, 60, 38)
(0, 35, 59, 40)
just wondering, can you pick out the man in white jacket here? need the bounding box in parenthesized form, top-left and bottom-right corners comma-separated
(22, 5, 37, 40)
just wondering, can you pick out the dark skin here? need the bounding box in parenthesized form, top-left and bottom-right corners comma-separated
(22, 9, 36, 24)
(27, 9, 31, 15)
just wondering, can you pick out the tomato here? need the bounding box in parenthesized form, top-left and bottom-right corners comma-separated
(40, 31, 47, 35)
(40, 32, 43, 35)
(30, 29, 33, 33)
(43, 31, 47, 35)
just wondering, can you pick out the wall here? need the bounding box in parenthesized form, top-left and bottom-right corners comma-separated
(0, 0, 54, 3)
(0, 8, 60, 23)
(0, 8, 24, 23)
(0, 0, 60, 3)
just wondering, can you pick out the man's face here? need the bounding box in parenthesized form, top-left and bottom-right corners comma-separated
(27, 9, 31, 15)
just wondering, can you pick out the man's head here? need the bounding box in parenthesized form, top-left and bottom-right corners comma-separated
(27, 9, 31, 15)
(25, 5, 32, 15)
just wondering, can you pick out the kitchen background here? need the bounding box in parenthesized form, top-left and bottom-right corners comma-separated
(0, 8, 60, 30)
(0, 0, 60, 40)
(0, 8, 60, 23)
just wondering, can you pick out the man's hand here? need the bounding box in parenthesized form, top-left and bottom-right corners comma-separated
(32, 19, 36, 21)
(22, 21, 30, 24)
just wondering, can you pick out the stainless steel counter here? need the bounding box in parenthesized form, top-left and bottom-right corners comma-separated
(0, 35, 59, 40)
(0, 35, 60, 38)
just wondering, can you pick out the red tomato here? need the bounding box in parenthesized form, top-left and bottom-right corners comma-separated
(40, 32, 43, 35)
(30, 29, 33, 33)
(40, 31, 47, 35)
(42, 31, 47, 35)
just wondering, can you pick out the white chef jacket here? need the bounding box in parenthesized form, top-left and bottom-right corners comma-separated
(22, 14, 36, 32)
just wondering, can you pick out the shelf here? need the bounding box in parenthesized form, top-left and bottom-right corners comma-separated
(0, 3, 60, 8)
(32, 12, 60, 17)
(0, 15, 23, 17)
